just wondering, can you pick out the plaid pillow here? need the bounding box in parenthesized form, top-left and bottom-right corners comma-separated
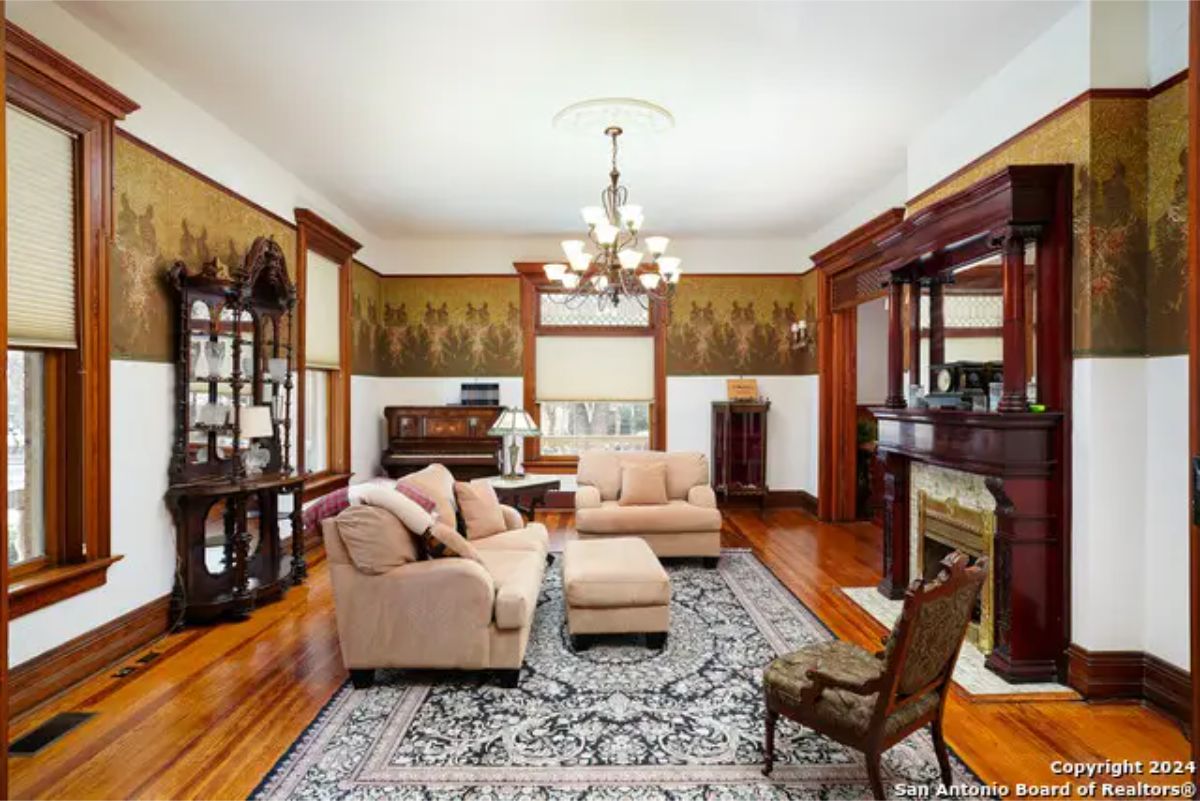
(302, 486, 351, 535)
(395, 480, 438, 516)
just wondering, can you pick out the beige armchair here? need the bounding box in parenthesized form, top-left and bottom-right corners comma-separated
(325, 464, 550, 688)
(573, 451, 722, 564)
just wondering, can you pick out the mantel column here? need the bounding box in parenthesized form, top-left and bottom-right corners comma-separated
(884, 277, 908, 408)
(907, 282, 922, 392)
(876, 450, 910, 599)
(998, 228, 1036, 413)
(928, 280, 945, 368)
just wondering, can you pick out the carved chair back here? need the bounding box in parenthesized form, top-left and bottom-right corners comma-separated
(870, 551, 988, 737)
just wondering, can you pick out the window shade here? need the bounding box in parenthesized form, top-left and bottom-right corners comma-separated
(536, 336, 654, 401)
(305, 249, 341, 369)
(7, 104, 77, 349)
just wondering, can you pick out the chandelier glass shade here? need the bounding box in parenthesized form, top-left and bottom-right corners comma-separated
(544, 124, 680, 310)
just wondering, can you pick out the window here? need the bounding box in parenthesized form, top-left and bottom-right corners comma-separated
(3, 24, 136, 615)
(7, 351, 45, 569)
(295, 209, 360, 497)
(539, 401, 650, 455)
(304, 368, 329, 474)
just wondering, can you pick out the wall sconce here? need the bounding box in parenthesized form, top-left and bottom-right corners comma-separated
(790, 318, 816, 352)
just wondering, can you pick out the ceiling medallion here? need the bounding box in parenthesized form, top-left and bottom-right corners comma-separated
(545, 99, 679, 311)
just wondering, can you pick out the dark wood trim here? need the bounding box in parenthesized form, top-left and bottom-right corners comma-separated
(301, 471, 351, 503)
(295, 210, 360, 480)
(1067, 644, 1191, 728)
(115, 129, 295, 232)
(515, 261, 667, 462)
(1188, 5, 1200, 772)
(919, 326, 1003, 339)
(9, 593, 171, 718)
(0, 15, 9, 796)
(906, 73, 1187, 210)
(8, 556, 122, 619)
(5, 21, 138, 119)
(5, 22, 125, 622)
(810, 208, 907, 272)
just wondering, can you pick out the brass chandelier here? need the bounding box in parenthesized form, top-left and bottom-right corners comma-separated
(543, 124, 680, 310)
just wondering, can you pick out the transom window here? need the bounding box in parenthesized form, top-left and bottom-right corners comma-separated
(539, 294, 650, 327)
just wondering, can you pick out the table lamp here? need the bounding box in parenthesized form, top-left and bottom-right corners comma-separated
(487, 407, 540, 479)
(240, 405, 274, 477)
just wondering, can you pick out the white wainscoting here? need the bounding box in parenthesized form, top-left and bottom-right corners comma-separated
(665, 375, 819, 494)
(10, 360, 177, 667)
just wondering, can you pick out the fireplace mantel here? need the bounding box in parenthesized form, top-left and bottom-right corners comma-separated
(872, 408, 1062, 477)
(872, 407, 1067, 683)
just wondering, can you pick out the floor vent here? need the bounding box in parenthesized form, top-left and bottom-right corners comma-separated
(136, 651, 161, 664)
(9, 712, 95, 756)
(112, 666, 136, 678)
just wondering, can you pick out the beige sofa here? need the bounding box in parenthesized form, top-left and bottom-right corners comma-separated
(324, 464, 549, 688)
(574, 451, 722, 563)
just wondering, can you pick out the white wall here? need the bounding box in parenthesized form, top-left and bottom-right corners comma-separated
(6, 1, 390, 266)
(10, 362, 176, 666)
(906, 2, 1091, 200)
(856, 297, 888, 406)
(666, 375, 819, 495)
(1143, 356, 1190, 669)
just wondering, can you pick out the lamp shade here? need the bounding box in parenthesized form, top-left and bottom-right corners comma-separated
(241, 405, 274, 439)
(488, 407, 540, 437)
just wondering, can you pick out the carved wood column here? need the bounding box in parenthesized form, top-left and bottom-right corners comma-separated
(876, 451, 910, 599)
(984, 474, 1063, 682)
(907, 282, 922, 391)
(928, 280, 945, 368)
(884, 278, 908, 408)
(999, 228, 1033, 413)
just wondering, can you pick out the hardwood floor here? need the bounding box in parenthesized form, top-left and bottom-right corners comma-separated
(9, 509, 1189, 799)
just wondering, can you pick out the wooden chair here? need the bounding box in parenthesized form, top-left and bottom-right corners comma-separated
(762, 551, 988, 799)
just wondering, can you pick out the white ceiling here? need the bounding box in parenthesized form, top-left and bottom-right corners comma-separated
(63, 1, 1075, 240)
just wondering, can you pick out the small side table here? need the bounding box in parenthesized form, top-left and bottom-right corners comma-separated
(488, 475, 561, 519)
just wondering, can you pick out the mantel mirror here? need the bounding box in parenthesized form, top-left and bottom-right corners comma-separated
(913, 239, 1038, 411)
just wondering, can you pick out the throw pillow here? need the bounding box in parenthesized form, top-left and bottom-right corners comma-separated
(334, 505, 420, 575)
(618, 462, 669, 506)
(394, 480, 438, 515)
(454, 479, 508, 539)
(421, 521, 481, 561)
(399, 466, 457, 528)
(358, 484, 436, 538)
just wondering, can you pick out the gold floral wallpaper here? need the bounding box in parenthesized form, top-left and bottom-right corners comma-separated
(112, 133, 297, 361)
(1147, 81, 1189, 356)
(351, 261, 384, 375)
(666, 274, 818, 375)
(351, 275, 523, 377)
(907, 84, 1188, 357)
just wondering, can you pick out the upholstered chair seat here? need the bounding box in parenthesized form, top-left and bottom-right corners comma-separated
(762, 552, 988, 800)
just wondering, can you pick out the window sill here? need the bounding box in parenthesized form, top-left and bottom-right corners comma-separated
(303, 470, 352, 502)
(8, 555, 124, 619)
(523, 458, 578, 475)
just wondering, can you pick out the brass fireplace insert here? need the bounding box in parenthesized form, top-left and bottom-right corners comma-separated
(916, 491, 995, 653)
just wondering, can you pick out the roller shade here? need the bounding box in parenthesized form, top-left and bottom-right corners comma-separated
(305, 250, 341, 369)
(7, 104, 77, 349)
(536, 336, 654, 401)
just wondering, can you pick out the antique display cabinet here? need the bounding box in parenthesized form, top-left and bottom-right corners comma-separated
(164, 237, 306, 623)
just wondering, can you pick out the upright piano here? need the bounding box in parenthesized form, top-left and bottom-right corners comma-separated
(381, 405, 503, 480)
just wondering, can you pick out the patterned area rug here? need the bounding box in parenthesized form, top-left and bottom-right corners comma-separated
(256, 550, 979, 799)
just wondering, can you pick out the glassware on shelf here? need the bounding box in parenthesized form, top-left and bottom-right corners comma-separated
(988, 381, 1002, 412)
(205, 340, 227, 378)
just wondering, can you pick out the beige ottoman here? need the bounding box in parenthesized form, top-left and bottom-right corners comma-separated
(562, 537, 671, 650)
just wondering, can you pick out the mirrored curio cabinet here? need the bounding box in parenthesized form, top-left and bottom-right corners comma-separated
(164, 237, 306, 623)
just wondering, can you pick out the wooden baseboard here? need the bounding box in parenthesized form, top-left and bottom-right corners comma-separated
(1066, 644, 1191, 727)
(10, 593, 172, 718)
